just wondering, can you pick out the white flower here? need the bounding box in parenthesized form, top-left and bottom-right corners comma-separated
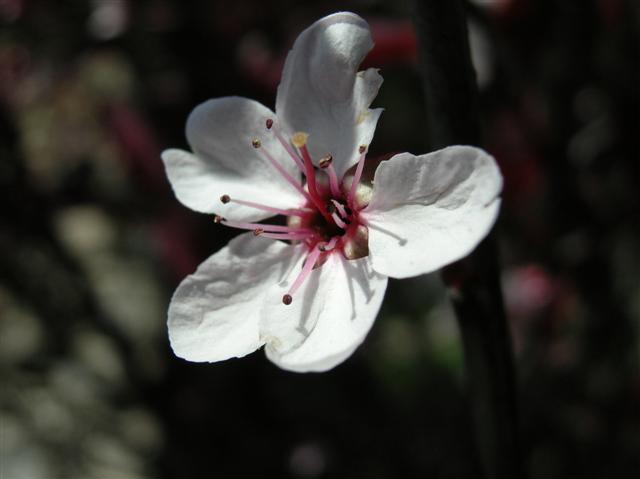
(161, 12, 502, 372)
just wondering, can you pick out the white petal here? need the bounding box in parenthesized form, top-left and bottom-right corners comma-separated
(276, 12, 383, 178)
(261, 254, 388, 372)
(168, 233, 301, 362)
(162, 97, 303, 221)
(362, 146, 503, 279)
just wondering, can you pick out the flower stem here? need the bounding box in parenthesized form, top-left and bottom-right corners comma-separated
(411, 1, 522, 478)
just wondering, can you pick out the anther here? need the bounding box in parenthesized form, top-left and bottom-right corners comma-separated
(291, 132, 309, 148)
(213, 215, 225, 223)
(358, 145, 367, 154)
(318, 154, 333, 168)
(220, 194, 230, 204)
(253, 228, 264, 236)
(282, 294, 293, 305)
(266, 118, 273, 130)
(252, 138, 262, 149)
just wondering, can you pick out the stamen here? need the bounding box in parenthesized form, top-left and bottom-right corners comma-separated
(347, 145, 367, 208)
(294, 134, 316, 190)
(254, 142, 313, 202)
(221, 195, 307, 217)
(330, 199, 348, 219)
(318, 236, 339, 252)
(319, 155, 341, 198)
(318, 154, 332, 169)
(218, 217, 312, 234)
(283, 246, 323, 305)
(280, 131, 332, 222)
(266, 118, 273, 130)
(331, 211, 348, 229)
(270, 123, 305, 171)
(254, 231, 314, 241)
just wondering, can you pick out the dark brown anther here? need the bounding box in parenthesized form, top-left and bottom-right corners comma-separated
(358, 145, 366, 154)
(326, 202, 336, 214)
(251, 138, 262, 148)
(213, 215, 225, 224)
(318, 154, 333, 168)
(266, 119, 274, 130)
(220, 194, 230, 204)
(282, 294, 292, 305)
(318, 245, 326, 252)
(253, 228, 264, 236)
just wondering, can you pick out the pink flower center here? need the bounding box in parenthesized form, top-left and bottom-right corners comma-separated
(215, 119, 370, 305)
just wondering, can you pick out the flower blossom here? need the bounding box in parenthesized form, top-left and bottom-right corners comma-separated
(161, 12, 503, 372)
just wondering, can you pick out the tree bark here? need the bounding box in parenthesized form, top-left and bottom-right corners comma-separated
(411, 1, 522, 478)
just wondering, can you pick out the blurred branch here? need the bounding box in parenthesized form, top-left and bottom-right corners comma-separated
(411, 1, 522, 479)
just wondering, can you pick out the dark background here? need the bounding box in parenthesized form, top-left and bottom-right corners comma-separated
(1, 0, 638, 478)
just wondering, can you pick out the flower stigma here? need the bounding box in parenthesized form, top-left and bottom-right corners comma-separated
(216, 121, 371, 305)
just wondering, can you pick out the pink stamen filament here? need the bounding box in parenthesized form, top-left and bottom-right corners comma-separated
(319, 236, 339, 252)
(219, 218, 311, 234)
(255, 231, 315, 241)
(331, 212, 348, 229)
(325, 163, 342, 198)
(257, 146, 312, 203)
(285, 246, 323, 302)
(225, 197, 307, 217)
(271, 125, 306, 172)
(347, 147, 367, 208)
(330, 199, 348, 219)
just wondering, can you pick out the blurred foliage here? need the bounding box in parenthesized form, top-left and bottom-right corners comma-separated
(0, 0, 638, 478)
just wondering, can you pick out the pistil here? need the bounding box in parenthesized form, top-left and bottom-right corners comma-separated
(290, 132, 333, 223)
(292, 132, 320, 198)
